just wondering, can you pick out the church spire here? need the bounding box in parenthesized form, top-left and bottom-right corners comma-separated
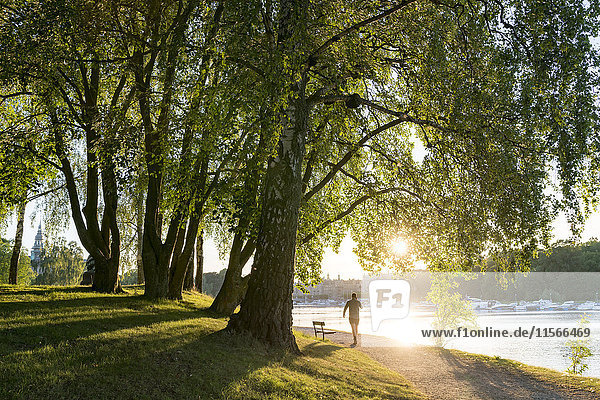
(30, 223, 44, 273)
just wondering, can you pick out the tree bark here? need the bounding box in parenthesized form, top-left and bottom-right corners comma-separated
(227, 96, 308, 353)
(9, 200, 26, 284)
(167, 241, 196, 298)
(92, 257, 120, 292)
(142, 229, 173, 299)
(226, 0, 309, 353)
(96, 158, 121, 293)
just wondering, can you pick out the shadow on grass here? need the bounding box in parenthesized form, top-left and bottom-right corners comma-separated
(435, 348, 573, 400)
(301, 340, 343, 357)
(0, 292, 224, 355)
(0, 285, 95, 296)
(2, 323, 287, 399)
(2, 309, 212, 353)
(0, 289, 278, 399)
(0, 294, 207, 314)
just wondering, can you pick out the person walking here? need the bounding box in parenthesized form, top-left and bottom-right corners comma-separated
(343, 292, 362, 346)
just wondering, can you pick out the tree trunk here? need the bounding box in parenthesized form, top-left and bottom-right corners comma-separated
(227, 95, 308, 353)
(167, 222, 187, 298)
(210, 108, 265, 313)
(49, 61, 122, 294)
(92, 257, 120, 293)
(9, 200, 26, 285)
(142, 232, 171, 299)
(210, 232, 255, 314)
(167, 255, 190, 299)
(195, 231, 204, 292)
(183, 246, 194, 291)
(212, 274, 250, 314)
(167, 217, 201, 299)
(167, 247, 189, 299)
(136, 196, 145, 284)
(94, 162, 122, 293)
(136, 1, 218, 300)
(138, 28, 191, 299)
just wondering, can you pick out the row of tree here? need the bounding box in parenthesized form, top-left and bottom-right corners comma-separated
(533, 240, 600, 272)
(1, 0, 599, 350)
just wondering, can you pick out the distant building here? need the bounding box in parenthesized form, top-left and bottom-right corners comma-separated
(30, 224, 44, 274)
(293, 276, 361, 302)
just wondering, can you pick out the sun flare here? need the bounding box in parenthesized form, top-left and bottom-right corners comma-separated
(391, 238, 409, 256)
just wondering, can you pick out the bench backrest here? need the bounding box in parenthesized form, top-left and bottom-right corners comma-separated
(312, 321, 325, 328)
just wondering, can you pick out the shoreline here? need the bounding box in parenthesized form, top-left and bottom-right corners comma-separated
(294, 326, 600, 400)
(292, 312, 600, 378)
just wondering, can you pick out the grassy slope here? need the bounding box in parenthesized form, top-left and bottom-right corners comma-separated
(0, 285, 423, 400)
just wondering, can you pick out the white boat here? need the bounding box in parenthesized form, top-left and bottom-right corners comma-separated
(535, 299, 559, 311)
(515, 304, 527, 312)
(491, 303, 516, 312)
(577, 301, 596, 311)
(542, 303, 561, 311)
(557, 301, 577, 311)
(467, 297, 491, 311)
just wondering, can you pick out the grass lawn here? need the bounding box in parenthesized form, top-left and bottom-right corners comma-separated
(0, 285, 424, 400)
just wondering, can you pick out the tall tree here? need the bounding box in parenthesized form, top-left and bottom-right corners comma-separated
(209, 114, 268, 313)
(228, 0, 311, 352)
(8, 199, 25, 284)
(0, 0, 139, 292)
(229, 0, 600, 352)
(129, 0, 240, 300)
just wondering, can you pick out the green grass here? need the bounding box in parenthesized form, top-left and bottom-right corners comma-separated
(438, 348, 600, 395)
(0, 285, 423, 400)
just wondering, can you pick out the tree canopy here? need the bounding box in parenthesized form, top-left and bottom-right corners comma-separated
(1, 0, 599, 350)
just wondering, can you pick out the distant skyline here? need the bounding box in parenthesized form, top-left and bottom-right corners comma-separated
(3, 203, 600, 280)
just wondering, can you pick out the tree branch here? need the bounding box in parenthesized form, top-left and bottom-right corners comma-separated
(0, 91, 32, 99)
(303, 117, 407, 201)
(8, 142, 62, 171)
(305, 0, 417, 68)
(301, 187, 402, 245)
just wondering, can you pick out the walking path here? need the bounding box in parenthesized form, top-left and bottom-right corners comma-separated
(294, 327, 598, 400)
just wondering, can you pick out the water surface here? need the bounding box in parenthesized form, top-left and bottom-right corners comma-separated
(293, 306, 600, 378)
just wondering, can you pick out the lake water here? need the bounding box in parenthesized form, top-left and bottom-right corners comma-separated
(293, 306, 600, 378)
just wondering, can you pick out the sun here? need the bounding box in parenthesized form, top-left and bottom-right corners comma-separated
(390, 238, 409, 256)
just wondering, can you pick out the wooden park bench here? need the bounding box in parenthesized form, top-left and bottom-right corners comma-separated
(312, 321, 336, 340)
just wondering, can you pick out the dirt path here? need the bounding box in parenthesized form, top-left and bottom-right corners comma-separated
(295, 327, 597, 400)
